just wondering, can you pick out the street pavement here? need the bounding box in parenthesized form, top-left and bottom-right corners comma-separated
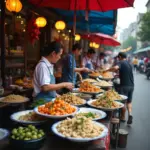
(117, 74, 150, 150)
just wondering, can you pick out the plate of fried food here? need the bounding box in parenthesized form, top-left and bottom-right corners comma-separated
(99, 72, 114, 80)
(0, 94, 29, 104)
(78, 81, 104, 94)
(52, 116, 108, 142)
(34, 100, 78, 119)
(89, 72, 102, 78)
(82, 78, 98, 83)
(56, 93, 86, 106)
(10, 110, 47, 125)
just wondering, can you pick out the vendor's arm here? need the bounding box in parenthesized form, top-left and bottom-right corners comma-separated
(74, 67, 89, 72)
(104, 65, 119, 72)
(41, 82, 73, 92)
(35, 65, 73, 92)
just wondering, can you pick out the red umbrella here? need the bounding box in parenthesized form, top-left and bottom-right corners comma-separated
(81, 33, 121, 46)
(29, 0, 134, 12)
(29, 0, 134, 35)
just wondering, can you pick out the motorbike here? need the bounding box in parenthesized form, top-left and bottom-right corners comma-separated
(145, 67, 150, 80)
(138, 64, 145, 73)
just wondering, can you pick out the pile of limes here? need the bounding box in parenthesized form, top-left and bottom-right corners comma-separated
(11, 125, 45, 140)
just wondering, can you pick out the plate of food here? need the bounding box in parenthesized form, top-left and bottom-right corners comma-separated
(87, 99, 124, 111)
(72, 93, 92, 100)
(118, 95, 128, 101)
(56, 93, 86, 106)
(93, 80, 113, 88)
(0, 94, 29, 104)
(99, 72, 114, 81)
(34, 100, 79, 119)
(51, 117, 108, 142)
(82, 78, 98, 83)
(97, 90, 127, 101)
(10, 110, 47, 125)
(89, 72, 102, 78)
(78, 81, 104, 95)
(75, 107, 107, 121)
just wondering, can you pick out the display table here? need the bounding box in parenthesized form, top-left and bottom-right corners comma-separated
(0, 120, 110, 150)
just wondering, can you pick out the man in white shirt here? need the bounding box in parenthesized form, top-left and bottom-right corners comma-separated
(33, 41, 73, 101)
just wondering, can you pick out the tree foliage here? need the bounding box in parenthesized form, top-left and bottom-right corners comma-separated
(122, 36, 137, 51)
(138, 11, 150, 42)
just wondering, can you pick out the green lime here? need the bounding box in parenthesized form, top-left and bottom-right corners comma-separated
(32, 135, 37, 139)
(12, 129, 18, 135)
(40, 132, 45, 136)
(30, 126, 36, 131)
(19, 130, 23, 134)
(26, 132, 32, 138)
(37, 134, 42, 138)
(16, 137, 20, 140)
(20, 136, 24, 140)
(39, 129, 43, 133)
(24, 138, 28, 140)
(18, 127, 24, 130)
(22, 133, 25, 137)
(11, 135, 15, 139)
(32, 131, 37, 135)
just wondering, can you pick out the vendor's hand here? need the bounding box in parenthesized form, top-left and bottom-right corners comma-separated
(63, 82, 74, 90)
(83, 67, 90, 72)
(56, 94, 60, 97)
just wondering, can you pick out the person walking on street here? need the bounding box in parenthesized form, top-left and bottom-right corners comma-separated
(132, 56, 139, 73)
(105, 52, 134, 125)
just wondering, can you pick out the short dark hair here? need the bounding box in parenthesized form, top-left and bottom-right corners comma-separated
(99, 52, 105, 57)
(42, 41, 63, 56)
(88, 48, 95, 54)
(72, 43, 82, 51)
(118, 52, 127, 59)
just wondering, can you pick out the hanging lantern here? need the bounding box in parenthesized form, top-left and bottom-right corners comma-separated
(6, 0, 22, 13)
(95, 43, 100, 49)
(89, 42, 96, 48)
(35, 17, 47, 28)
(75, 34, 81, 41)
(55, 20, 66, 31)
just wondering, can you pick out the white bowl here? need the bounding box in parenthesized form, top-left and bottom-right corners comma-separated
(87, 99, 124, 111)
(10, 110, 47, 125)
(34, 105, 79, 119)
(51, 121, 108, 142)
(0, 128, 9, 140)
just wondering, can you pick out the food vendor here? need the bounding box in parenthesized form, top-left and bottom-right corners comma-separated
(61, 43, 89, 85)
(33, 41, 73, 101)
(93, 52, 106, 70)
(81, 48, 95, 79)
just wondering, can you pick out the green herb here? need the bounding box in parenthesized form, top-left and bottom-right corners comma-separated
(30, 99, 46, 108)
(83, 112, 95, 118)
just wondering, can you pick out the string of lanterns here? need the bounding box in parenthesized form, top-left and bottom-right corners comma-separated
(89, 42, 100, 49)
